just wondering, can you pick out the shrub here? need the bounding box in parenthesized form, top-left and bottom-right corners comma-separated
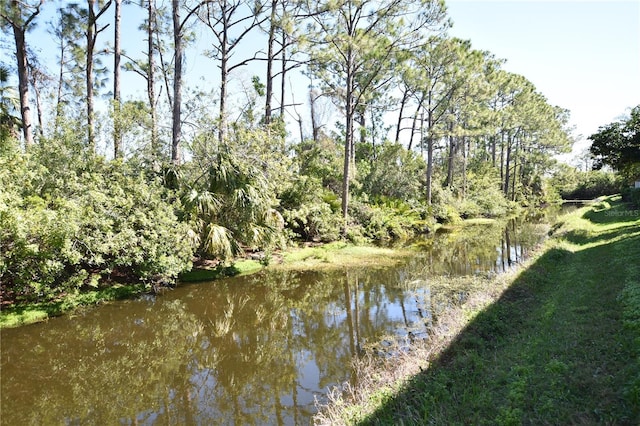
(430, 185, 461, 224)
(348, 198, 430, 241)
(550, 168, 623, 200)
(0, 145, 194, 303)
(358, 142, 426, 201)
(280, 175, 342, 241)
(622, 187, 640, 208)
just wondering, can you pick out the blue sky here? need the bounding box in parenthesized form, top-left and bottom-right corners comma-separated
(445, 0, 640, 154)
(4, 1, 638, 160)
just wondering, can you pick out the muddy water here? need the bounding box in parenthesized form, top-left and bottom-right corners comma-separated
(0, 215, 550, 425)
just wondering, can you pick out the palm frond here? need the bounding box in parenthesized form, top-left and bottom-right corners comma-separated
(202, 223, 239, 260)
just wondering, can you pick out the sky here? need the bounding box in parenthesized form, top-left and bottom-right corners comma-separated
(444, 0, 640, 158)
(2, 1, 638, 162)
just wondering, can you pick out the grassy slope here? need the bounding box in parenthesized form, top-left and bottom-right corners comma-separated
(322, 196, 640, 425)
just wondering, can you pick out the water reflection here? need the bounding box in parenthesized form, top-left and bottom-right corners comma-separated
(414, 216, 549, 276)
(1, 217, 549, 425)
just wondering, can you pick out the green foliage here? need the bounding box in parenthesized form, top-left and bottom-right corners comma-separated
(429, 165, 512, 223)
(0, 63, 20, 144)
(589, 105, 640, 181)
(280, 174, 342, 242)
(357, 141, 426, 201)
(184, 126, 290, 256)
(430, 184, 462, 224)
(293, 138, 343, 194)
(0, 137, 194, 303)
(462, 163, 513, 217)
(550, 165, 623, 200)
(349, 198, 431, 241)
(622, 187, 640, 209)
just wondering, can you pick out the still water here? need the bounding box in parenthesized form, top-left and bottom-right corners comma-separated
(1, 215, 551, 425)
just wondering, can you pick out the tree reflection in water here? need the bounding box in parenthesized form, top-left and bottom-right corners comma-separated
(0, 216, 549, 425)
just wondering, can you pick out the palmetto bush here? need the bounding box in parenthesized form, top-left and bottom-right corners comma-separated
(182, 127, 289, 259)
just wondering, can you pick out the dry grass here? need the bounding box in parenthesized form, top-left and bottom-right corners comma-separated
(313, 265, 520, 425)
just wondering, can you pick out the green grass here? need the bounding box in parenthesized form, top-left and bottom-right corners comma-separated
(275, 242, 413, 271)
(317, 195, 640, 425)
(0, 284, 146, 328)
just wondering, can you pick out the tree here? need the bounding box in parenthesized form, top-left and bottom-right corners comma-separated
(48, 6, 84, 132)
(170, 0, 208, 164)
(306, 0, 447, 231)
(113, 0, 122, 158)
(261, 0, 304, 126)
(1, 0, 44, 149)
(85, 0, 113, 150)
(589, 105, 640, 181)
(403, 37, 477, 203)
(120, 0, 162, 157)
(26, 54, 49, 136)
(171, 0, 183, 164)
(197, 0, 269, 144)
(146, 0, 159, 153)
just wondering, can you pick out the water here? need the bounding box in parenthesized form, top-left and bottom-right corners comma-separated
(0, 214, 551, 425)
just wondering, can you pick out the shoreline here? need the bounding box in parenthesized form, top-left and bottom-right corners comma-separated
(0, 212, 555, 329)
(0, 241, 417, 329)
(314, 196, 640, 425)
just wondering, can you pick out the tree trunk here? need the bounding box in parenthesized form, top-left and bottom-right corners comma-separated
(86, 1, 96, 150)
(503, 133, 512, 196)
(219, 52, 227, 144)
(11, 21, 34, 147)
(500, 130, 505, 186)
(341, 48, 355, 232)
(491, 135, 496, 167)
(1, 2, 42, 148)
(280, 31, 286, 117)
(445, 130, 456, 188)
(55, 44, 64, 130)
(171, 0, 182, 164)
(113, 0, 122, 159)
(310, 89, 319, 142)
(86, 0, 112, 151)
(27, 62, 43, 136)
(147, 0, 158, 153)
(264, 0, 277, 125)
(407, 94, 424, 151)
(426, 126, 434, 205)
(461, 135, 468, 199)
(425, 90, 434, 205)
(511, 137, 519, 201)
(218, 3, 229, 145)
(395, 88, 409, 145)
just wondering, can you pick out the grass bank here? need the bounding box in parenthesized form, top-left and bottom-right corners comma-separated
(0, 284, 146, 329)
(315, 195, 640, 425)
(1, 242, 413, 328)
(179, 241, 414, 283)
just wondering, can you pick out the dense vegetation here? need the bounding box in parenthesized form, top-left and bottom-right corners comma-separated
(588, 105, 640, 208)
(0, 0, 633, 309)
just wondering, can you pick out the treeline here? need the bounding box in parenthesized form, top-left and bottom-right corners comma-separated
(1, 0, 575, 303)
